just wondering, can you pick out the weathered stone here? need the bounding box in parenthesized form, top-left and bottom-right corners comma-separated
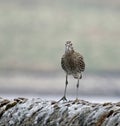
(0, 99, 10, 108)
(0, 97, 120, 126)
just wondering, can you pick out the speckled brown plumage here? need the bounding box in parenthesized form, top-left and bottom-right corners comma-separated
(59, 41, 85, 101)
(61, 51, 85, 78)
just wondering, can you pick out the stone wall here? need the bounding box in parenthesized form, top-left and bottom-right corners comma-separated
(0, 97, 120, 126)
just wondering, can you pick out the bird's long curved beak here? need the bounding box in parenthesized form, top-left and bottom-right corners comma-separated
(65, 46, 69, 52)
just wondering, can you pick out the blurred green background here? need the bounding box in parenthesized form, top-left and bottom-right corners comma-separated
(0, 0, 120, 100)
(0, 0, 120, 72)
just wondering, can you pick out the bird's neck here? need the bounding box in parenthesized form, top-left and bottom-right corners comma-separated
(65, 50, 74, 55)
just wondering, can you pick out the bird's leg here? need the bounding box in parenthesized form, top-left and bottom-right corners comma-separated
(76, 78, 79, 101)
(58, 74, 68, 102)
(75, 73, 82, 101)
(80, 74, 82, 79)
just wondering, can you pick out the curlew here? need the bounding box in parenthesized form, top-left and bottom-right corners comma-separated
(59, 41, 85, 101)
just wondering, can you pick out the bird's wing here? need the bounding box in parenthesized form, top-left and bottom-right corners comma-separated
(75, 52, 85, 72)
(61, 54, 67, 72)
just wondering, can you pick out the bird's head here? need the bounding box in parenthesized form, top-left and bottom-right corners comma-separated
(65, 41, 74, 53)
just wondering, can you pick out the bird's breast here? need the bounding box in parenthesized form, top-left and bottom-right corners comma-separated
(64, 57, 77, 74)
(61, 52, 85, 75)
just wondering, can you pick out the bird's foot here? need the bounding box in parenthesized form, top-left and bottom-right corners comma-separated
(58, 96, 67, 102)
(72, 98, 80, 104)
